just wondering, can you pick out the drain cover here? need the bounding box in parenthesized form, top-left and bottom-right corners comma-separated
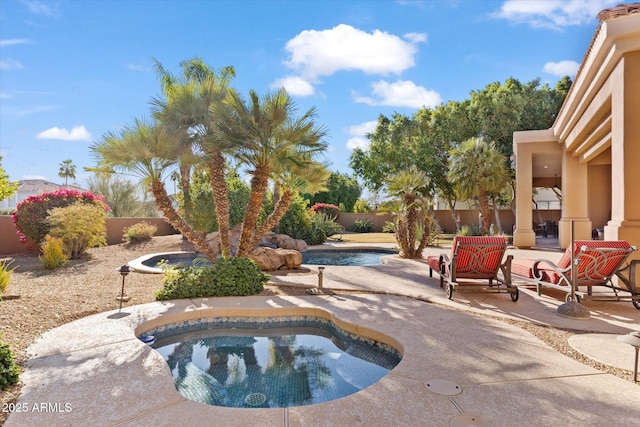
(449, 414, 495, 427)
(424, 379, 462, 395)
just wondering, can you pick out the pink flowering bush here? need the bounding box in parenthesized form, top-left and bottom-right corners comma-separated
(310, 203, 340, 218)
(12, 188, 110, 244)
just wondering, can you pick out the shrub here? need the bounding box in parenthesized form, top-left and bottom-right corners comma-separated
(310, 203, 340, 218)
(457, 224, 482, 236)
(309, 212, 343, 244)
(39, 235, 69, 269)
(123, 221, 158, 243)
(382, 221, 396, 233)
(278, 193, 312, 240)
(350, 218, 373, 233)
(46, 203, 107, 259)
(0, 259, 15, 296)
(352, 199, 372, 213)
(12, 188, 109, 244)
(155, 257, 269, 300)
(0, 338, 20, 391)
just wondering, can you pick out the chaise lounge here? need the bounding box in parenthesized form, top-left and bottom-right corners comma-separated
(511, 240, 639, 309)
(426, 236, 518, 301)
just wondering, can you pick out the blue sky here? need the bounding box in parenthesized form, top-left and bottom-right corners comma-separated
(0, 0, 619, 188)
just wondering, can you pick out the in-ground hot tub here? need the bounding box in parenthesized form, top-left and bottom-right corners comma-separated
(141, 314, 402, 408)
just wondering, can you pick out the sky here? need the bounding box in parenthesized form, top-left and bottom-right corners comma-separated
(0, 0, 621, 189)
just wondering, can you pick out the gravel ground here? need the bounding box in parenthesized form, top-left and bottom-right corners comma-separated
(0, 235, 635, 424)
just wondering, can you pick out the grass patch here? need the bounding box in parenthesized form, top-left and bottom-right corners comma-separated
(337, 232, 398, 244)
(335, 232, 456, 246)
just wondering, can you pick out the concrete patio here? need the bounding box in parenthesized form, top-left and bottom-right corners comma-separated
(5, 243, 640, 426)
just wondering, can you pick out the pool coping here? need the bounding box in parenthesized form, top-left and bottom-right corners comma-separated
(128, 251, 199, 274)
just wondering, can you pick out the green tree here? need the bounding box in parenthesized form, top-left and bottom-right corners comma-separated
(0, 156, 18, 202)
(252, 160, 329, 249)
(89, 118, 218, 261)
(87, 174, 149, 217)
(305, 171, 361, 212)
(58, 159, 77, 186)
(447, 137, 510, 235)
(180, 168, 251, 235)
(386, 168, 432, 258)
(214, 88, 328, 257)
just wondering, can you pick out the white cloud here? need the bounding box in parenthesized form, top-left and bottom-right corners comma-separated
(36, 125, 92, 142)
(22, 174, 48, 180)
(0, 93, 10, 99)
(346, 121, 378, 150)
(22, 0, 59, 17)
(493, 0, 616, 29)
(0, 59, 25, 70)
(284, 24, 425, 80)
(404, 32, 428, 43)
(543, 60, 580, 76)
(353, 79, 442, 108)
(0, 38, 33, 47)
(270, 75, 315, 97)
(127, 63, 150, 72)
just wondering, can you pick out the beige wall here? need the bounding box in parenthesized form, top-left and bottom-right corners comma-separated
(0, 216, 178, 255)
(336, 210, 520, 235)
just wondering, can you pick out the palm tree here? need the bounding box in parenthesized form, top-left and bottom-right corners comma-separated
(386, 167, 432, 258)
(447, 137, 509, 235)
(58, 159, 77, 186)
(214, 88, 328, 257)
(249, 160, 330, 250)
(89, 118, 218, 260)
(152, 57, 236, 255)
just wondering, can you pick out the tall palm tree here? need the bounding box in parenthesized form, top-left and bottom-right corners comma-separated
(58, 159, 77, 186)
(89, 118, 218, 260)
(386, 167, 432, 258)
(214, 88, 328, 257)
(152, 58, 236, 255)
(447, 137, 509, 235)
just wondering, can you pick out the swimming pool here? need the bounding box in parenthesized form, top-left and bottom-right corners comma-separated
(144, 316, 401, 408)
(302, 249, 397, 266)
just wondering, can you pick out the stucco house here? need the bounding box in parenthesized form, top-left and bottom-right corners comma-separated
(0, 179, 88, 211)
(513, 4, 640, 257)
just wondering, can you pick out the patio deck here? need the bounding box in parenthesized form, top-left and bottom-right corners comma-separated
(5, 243, 639, 426)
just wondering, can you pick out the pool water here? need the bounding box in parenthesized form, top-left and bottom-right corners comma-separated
(141, 253, 213, 269)
(302, 249, 396, 266)
(147, 317, 401, 408)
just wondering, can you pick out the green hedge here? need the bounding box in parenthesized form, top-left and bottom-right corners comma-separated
(155, 257, 269, 300)
(0, 339, 19, 391)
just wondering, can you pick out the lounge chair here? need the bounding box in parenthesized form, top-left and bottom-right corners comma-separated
(511, 240, 639, 309)
(426, 236, 518, 301)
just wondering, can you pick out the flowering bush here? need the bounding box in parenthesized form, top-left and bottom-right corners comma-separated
(12, 188, 110, 244)
(310, 202, 340, 218)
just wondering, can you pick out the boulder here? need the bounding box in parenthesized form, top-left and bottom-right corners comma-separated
(277, 249, 303, 269)
(250, 247, 284, 271)
(294, 239, 308, 252)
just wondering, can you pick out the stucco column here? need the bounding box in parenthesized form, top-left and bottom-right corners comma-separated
(605, 52, 640, 251)
(513, 138, 536, 248)
(558, 145, 591, 248)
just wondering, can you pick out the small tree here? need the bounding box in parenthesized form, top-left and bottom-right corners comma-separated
(448, 137, 509, 235)
(0, 156, 18, 203)
(387, 168, 432, 258)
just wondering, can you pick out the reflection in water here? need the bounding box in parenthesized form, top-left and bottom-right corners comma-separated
(152, 321, 400, 408)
